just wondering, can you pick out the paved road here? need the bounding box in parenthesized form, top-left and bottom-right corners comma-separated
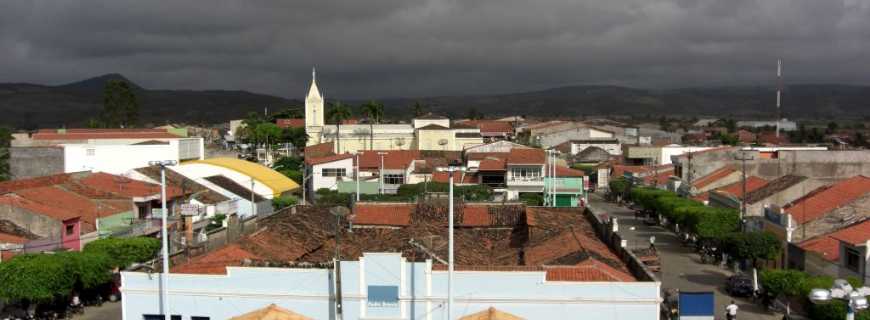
(72, 301, 121, 320)
(588, 193, 782, 320)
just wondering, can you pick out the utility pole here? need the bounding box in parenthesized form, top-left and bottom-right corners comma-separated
(551, 150, 557, 207)
(735, 151, 754, 228)
(330, 206, 349, 320)
(148, 160, 178, 320)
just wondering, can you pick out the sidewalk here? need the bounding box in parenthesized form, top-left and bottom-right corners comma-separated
(587, 193, 781, 320)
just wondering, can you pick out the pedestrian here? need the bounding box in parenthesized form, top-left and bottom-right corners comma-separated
(649, 235, 656, 253)
(725, 300, 738, 320)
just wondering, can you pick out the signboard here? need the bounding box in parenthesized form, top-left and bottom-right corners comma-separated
(367, 285, 399, 308)
(180, 204, 202, 216)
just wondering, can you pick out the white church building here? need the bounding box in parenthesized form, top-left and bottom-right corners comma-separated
(303, 69, 483, 153)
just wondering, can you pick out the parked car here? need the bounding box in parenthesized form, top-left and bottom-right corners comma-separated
(725, 274, 755, 297)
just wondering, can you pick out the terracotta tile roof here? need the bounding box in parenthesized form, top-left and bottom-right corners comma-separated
(1, 251, 18, 261)
(467, 152, 509, 161)
(352, 203, 414, 226)
(785, 176, 870, 224)
(479, 158, 507, 171)
(551, 166, 585, 177)
(460, 121, 514, 135)
(714, 176, 768, 199)
(0, 195, 80, 221)
(548, 259, 635, 282)
(524, 229, 622, 267)
(643, 169, 675, 186)
(0, 232, 27, 244)
(31, 128, 181, 140)
(303, 141, 335, 158)
(75, 172, 182, 198)
(693, 166, 737, 188)
(744, 175, 807, 204)
(358, 150, 421, 170)
(305, 153, 354, 166)
(799, 236, 841, 262)
(829, 219, 870, 246)
(275, 118, 305, 128)
(0, 173, 78, 194)
(171, 244, 261, 275)
(7, 187, 130, 233)
(507, 149, 545, 165)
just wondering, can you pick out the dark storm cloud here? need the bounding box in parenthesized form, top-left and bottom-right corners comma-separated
(1, 0, 868, 98)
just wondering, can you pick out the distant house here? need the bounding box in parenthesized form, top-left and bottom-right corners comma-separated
(0, 171, 184, 251)
(9, 128, 204, 179)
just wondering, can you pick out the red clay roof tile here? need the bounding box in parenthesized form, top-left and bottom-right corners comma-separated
(714, 176, 768, 199)
(32, 128, 181, 140)
(507, 149, 545, 165)
(171, 244, 261, 275)
(275, 118, 305, 128)
(785, 176, 870, 224)
(693, 166, 737, 188)
(358, 150, 421, 170)
(305, 153, 354, 166)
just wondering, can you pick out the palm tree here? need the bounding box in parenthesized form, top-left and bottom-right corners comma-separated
(361, 100, 384, 150)
(327, 101, 352, 154)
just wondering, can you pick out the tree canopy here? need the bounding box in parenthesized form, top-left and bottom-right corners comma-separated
(96, 80, 139, 128)
(83, 237, 160, 269)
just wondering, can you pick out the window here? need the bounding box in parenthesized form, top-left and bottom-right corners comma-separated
(368, 285, 399, 307)
(322, 168, 346, 177)
(191, 317, 211, 320)
(65, 224, 75, 236)
(384, 174, 404, 185)
(510, 167, 541, 181)
(86, 148, 96, 156)
(845, 248, 861, 272)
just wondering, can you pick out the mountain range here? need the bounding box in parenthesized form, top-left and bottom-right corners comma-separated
(1, 74, 868, 129)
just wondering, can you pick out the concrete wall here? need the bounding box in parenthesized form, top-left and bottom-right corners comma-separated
(0, 204, 62, 239)
(571, 142, 621, 156)
(9, 147, 64, 179)
(676, 150, 870, 187)
(122, 252, 661, 320)
(538, 127, 613, 149)
(745, 179, 826, 217)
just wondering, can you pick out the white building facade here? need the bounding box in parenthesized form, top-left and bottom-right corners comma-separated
(121, 253, 661, 320)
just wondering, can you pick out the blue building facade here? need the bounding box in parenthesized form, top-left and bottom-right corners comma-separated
(122, 253, 661, 320)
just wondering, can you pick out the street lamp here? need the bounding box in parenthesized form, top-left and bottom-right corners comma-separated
(330, 206, 351, 320)
(355, 153, 360, 202)
(148, 160, 178, 320)
(808, 279, 870, 320)
(436, 159, 467, 320)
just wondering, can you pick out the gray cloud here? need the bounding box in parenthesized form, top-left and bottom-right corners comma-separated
(1, 0, 868, 98)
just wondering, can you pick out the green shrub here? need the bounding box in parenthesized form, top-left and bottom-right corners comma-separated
(360, 194, 414, 202)
(83, 237, 160, 268)
(278, 169, 303, 185)
(396, 182, 493, 201)
(315, 188, 352, 207)
(272, 195, 299, 210)
(0, 254, 76, 302)
(692, 207, 740, 240)
(58, 251, 113, 290)
(724, 231, 782, 266)
(519, 193, 543, 206)
(760, 269, 808, 298)
(609, 178, 629, 196)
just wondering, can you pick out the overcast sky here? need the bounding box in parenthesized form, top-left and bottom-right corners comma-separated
(1, 0, 868, 98)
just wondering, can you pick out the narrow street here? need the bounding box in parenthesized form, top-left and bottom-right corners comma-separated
(72, 301, 121, 320)
(587, 193, 782, 320)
